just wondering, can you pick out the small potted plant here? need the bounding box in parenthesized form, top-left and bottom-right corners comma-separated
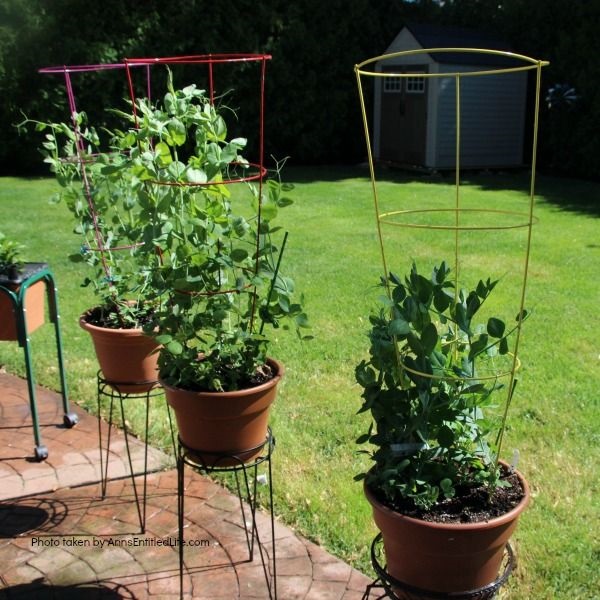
(0, 232, 25, 282)
(355, 260, 530, 595)
(0, 232, 46, 340)
(101, 72, 309, 462)
(33, 114, 159, 392)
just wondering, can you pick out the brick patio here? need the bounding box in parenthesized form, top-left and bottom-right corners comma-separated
(0, 371, 379, 599)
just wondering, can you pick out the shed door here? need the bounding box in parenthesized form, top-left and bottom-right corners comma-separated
(379, 66, 428, 165)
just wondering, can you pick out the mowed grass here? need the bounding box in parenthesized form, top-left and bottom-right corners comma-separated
(0, 167, 598, 599)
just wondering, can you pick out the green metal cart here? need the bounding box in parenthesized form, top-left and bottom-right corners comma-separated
(0, 263, 78, 460)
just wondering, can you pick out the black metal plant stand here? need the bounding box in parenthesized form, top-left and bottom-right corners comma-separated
(97, 372, 175, 533)
(363, 534, 514, 600)
(177, 429, 277, 600)
(0, 263, 78, 461)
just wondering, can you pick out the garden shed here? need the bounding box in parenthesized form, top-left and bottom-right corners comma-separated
(372, 24, 529, 169)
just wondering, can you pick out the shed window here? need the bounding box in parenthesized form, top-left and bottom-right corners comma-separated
(406, 75, 425, 94)
(384, 77, 402, 93)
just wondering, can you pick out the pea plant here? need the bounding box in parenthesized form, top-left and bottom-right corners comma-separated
(355, 261, 527, 511)
(27, 112, 153, 328)
(28, 69, 308, 388)
(103, 71, 309, 392)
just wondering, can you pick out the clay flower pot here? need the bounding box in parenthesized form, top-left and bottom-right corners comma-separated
(364, 469, 530, 596)
(161, 358, 283, 466)
(79, 312, 160, 394)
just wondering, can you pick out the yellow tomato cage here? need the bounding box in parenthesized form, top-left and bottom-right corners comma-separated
(355, 48, 549, 456)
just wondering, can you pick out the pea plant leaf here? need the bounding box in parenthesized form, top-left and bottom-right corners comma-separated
(420, 322, 438, 355)
(487, 317, 505, 338)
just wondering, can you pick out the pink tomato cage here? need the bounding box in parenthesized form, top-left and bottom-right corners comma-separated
(39, 54, 273, 283)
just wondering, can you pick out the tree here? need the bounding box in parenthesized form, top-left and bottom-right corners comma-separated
(2, 0, 599, 176)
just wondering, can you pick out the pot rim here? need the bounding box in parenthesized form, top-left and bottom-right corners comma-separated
(159, 357, 285, 398)
(364, 466, 530, 531)
(79, 308, 151, 335)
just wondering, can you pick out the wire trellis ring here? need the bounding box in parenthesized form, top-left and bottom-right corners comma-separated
(149, 162, 267, 188)
(379, 208, 540, 231)
(398, 352, 521, 383)
(84, 242, 144, 253)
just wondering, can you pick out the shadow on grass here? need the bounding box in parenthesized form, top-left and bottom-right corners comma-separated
(7, 166, 600, 218)
(285, 164, 600, 218)
(466, 170, 600, 218)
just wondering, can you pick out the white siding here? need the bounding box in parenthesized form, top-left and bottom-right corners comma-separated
(433, 65, 527, 168)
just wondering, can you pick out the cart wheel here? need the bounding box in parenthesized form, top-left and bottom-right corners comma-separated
(34, 445, 49, 461)
(63, 413, 79, 428)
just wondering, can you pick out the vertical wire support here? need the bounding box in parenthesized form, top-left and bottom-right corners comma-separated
(208, 55, 215, 104)
(453, 73, 462, 368)
(63, 70, 85, 156)
(124, 61, 139, 129)
(63, 69, 111, 282)
(454, 73, 461, 299)
(124, 59, 152, 134)
(267, 446, 277, 599)
(355, 64, 407, 377)
(146, 64, 152, 102)
(249, 56, 269, 333)
(97, 385, 116, 499)
(495, 60, 545, 459)
(118, 392, 146, 532)
(97, 385, 105, 496)
(177, 444, 185, 600)
(259, 232, 289, 335)
(233, 467, 254, 559)
(354, 65, 391, 292)
(247, 444, 278, 599)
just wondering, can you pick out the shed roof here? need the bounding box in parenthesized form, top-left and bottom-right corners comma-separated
(402, 23, 519, 67)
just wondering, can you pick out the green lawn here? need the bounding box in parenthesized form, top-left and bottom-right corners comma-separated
(1, 167, 598, 599)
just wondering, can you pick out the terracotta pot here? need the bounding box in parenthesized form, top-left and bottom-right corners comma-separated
(364, 468, 530, 596)
(79, 312, 160, 394)
(161, 358, 283, 466)
(0, 280, 45, 341)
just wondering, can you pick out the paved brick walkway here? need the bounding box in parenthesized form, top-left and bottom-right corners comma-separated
(0, 372, 378, 599)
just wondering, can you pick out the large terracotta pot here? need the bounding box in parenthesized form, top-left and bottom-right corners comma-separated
(364, 468, 529, 596)
(161, 358, 283, 466)
(79, 312, 160, 394)
(0, 280, 45, 341)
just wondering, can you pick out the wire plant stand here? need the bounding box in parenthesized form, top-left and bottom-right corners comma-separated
(96, 371, 175, 533)
(355, 48, 548, 598)
(177, 429, 277, 600)
(363, 534, 515, 600)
